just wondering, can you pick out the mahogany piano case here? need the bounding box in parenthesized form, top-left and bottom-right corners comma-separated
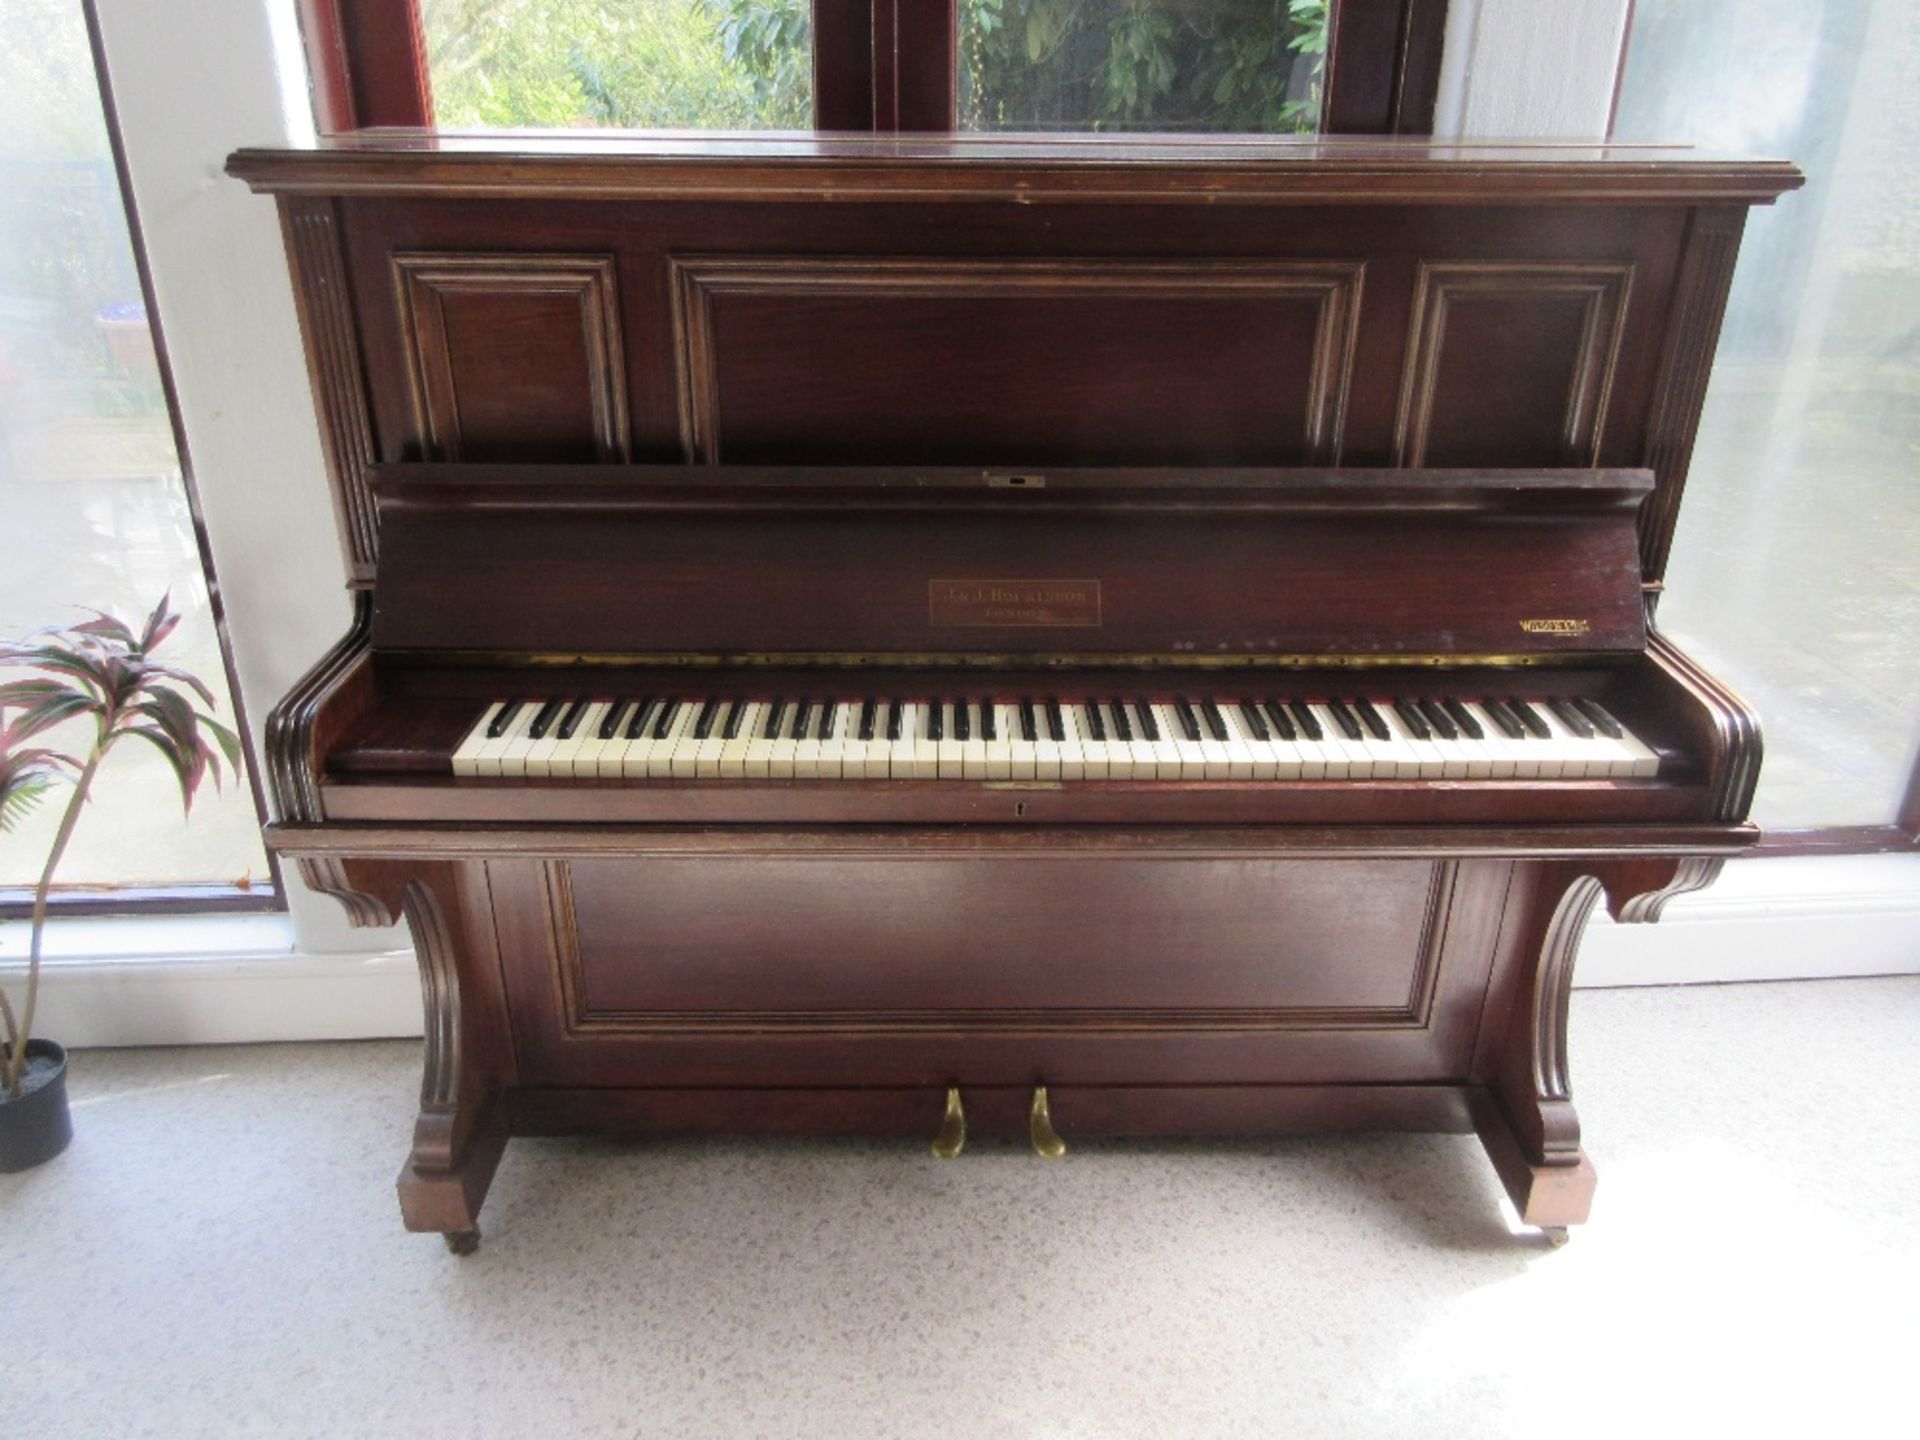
(228, 135, 1800, 1250)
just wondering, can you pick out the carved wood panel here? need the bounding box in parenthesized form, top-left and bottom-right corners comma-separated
(1395, 261, 1635, 468)
(392, 252, 631, 463)
(669, 256, 1366, 466)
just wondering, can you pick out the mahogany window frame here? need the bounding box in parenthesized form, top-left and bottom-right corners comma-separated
(299, 0, 1449, 136)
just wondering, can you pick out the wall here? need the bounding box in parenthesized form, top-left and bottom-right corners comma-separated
(1434, 0, 1634, 139)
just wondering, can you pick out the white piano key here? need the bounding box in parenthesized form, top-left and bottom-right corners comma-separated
(1056, 703, 1086, 780)
(598, 700, 648, 778)
(1538, 704, 1615, 779)
(1005, 702, 1038, 780)
(900, 702, 936, 778)
(552, 700, 612, 779)
(495, 703, 546, 778)
(793, 702, 826, 778)
(866, 701, 893, 777)
(646, 702, 697, 778)
(985, 703, 1017, 779)
(522, 704, 574, 777)
(962, 702, 992, 779)
(1222, 704, 1280, 780)
(766, 701, 802, 778)
(929, 706, 960, 783)
(1155, 703, 1207, 779)
(1306, 703, 1373, 779)
(742, 701, 780, 779)
(1033, 702, 1064, 780)
(452, 701, 507, 777)
(1207, 702, 1257, 779)
(1188, 702, 1235, 779)
(1459, 701, 1520, 779)
(1377, 704, 1444, 779)
(472, 701, 533, 778)
(718, 701, 762, 778)
(820, 701, 859, 778)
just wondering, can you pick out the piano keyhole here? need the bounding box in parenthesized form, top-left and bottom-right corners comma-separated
(1016, 802, 1026, 818)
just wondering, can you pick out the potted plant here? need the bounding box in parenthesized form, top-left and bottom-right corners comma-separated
(0, 595, 239, 1172)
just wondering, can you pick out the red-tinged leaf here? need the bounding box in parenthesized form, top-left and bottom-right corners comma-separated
(0, 679, 70, 708)
(140, 686, 201, 753)
(10, 646, 108, 694)
(201, 714, 244, 773)
(138, 591, 175, 652)
(73, 611, 136, 646)
(140, 664, 215, 709)
(122, 726, 198, 813)
(7, 692, 97, 744)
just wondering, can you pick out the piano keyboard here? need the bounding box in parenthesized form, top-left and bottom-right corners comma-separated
(451, 695, 1660, 781)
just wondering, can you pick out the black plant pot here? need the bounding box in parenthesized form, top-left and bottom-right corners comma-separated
(0, 1039, 73, 1173)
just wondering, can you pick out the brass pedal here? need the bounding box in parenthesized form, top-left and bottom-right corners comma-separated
(931, 1086, 967, 1159)
(1028, 1085, 1066, 1160)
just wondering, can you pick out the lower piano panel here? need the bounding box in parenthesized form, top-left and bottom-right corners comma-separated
(488, 854, 1513, 1092)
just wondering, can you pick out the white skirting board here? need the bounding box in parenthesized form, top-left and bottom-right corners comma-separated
(5, 854, 1917, 1049)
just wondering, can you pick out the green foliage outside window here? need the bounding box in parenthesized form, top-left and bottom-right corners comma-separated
(424, 0, 1327, 134)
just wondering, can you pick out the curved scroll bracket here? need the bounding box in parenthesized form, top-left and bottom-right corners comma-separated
(1476, 855, 1728, 1231)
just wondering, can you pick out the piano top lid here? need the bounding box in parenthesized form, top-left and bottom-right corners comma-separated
(225, 131, 1804, 206)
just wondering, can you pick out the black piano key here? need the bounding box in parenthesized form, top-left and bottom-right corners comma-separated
(691, 698, 719, 740)
(1109, 700, 1133, 741)
(1045, 699, 1066, 743)
(1507, 697, 1553, 739)
(1262, 700, 1297, 741)
(980, 702, 997, 741)
(791, 702, 812, 741)
(1239, 700, 1270, 741)
(1480, 697, 1525, 740)
(1393, 698, 1433, 740)
(1547, 697, 1595, 738)
(928, 700, 945, 743)
(1173, 698, 1202, 742)
(554, 698, 590, 740)
(1575, 696, 1625, 739)
(1200, 699, 1229, 741)
(720, 700, 746, 740)
(1134, 701, 1161, 741)
(625, 699, 656, 740)
(1325, 698, 1364, 741)
(886, 702, 904, 742)
(651, 700, 681, 739)
(763, 698, 786, 739)
(1083, 700, 1107, 742)
(597, 700, 629, 741)
(1019, 699, 1039, 743)
(1288, 700, 1323, 741)
(1351, 699, 1391, 742)
(819, 701, 839, 740)
(1417, 698, 1458, 740)
(953, 701, 970, 742)
(527, 698, 564, 740)
(486, 700, 523, 738)
(1441, 697, 1484, 740)
(858, 699, 878, 742)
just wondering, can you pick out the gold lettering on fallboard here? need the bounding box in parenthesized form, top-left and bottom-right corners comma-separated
(929, 579, 1103, 628)
(1519, 619, 1592, 636)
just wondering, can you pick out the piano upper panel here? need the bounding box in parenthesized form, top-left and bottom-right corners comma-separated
(368, 464, 1654, 660)
(229, 137, 1800, 586)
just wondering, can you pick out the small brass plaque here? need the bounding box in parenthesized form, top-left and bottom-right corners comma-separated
(929, 578, 1103, 628)
(1519, 618, 1592, 636)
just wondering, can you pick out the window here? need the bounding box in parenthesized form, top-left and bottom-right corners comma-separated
(321, 1, 1441, 136)
(0, 0, 269, 900)
(958, 0, 1328, 133)
(423, 0, 813, 130)
(1613, 0, 1920, 831)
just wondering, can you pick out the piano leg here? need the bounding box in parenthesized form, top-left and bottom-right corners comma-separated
(306, 858, 516, 1249)
(1474, 857, 1725, 1235)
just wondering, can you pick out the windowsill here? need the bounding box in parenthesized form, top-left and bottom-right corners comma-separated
(4, 911, 302, 967)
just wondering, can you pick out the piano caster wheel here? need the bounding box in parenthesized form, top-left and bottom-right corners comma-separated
(1541, 1227, 1570, 1249)
(445, 1230, 481, 1256)
(931, 1086, 967, 1160)
(1028, 1086, 1066, 1160)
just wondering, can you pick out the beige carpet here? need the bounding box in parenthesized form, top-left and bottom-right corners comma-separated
(7, 976, 1916, 1439)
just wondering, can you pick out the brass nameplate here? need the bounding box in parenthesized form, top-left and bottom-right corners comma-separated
(929, 579, 1102, 628)
(1519, 618, 1591, 636)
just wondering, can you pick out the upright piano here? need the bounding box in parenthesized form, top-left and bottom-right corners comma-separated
(229, 135, 1801, 1250)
